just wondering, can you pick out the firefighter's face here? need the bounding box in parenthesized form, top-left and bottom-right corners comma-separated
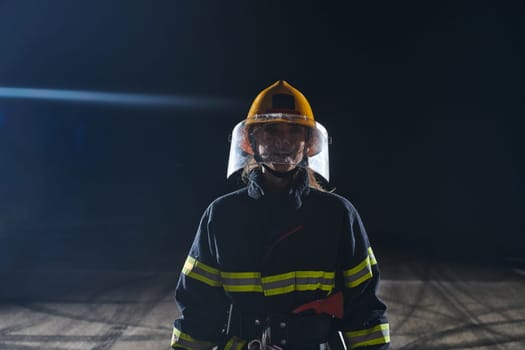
(251, 123, 308, 172)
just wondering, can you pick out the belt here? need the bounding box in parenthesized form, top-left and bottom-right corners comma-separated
(226, 307, 334, 349)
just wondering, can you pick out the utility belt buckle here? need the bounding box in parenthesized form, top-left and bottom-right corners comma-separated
(247, 339, 283, 350)
(247, 339, 264, 350)
(247, 325, 283, 350)
(269, 313, 333, 348)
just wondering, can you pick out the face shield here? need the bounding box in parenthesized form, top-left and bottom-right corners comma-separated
(227, 114, 330, 181)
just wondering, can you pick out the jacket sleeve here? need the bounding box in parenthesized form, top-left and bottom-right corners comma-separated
(172, 205, 246, 349)
(335, 203, 390, 350)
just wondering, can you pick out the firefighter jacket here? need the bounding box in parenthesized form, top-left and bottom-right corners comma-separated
(172, 168, 390, 349)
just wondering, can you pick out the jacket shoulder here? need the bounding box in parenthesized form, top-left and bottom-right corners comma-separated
(204, 187, 250, 216)
(308, 188, 359, 216)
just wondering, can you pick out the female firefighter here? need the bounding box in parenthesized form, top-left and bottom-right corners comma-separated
(171, 80, 390, 349)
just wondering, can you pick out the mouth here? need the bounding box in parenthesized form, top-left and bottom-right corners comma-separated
(273, 150, 294, 156)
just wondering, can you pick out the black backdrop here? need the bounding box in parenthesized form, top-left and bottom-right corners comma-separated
(0, 1, 523, 270)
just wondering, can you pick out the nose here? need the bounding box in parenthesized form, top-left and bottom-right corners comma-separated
(274, 124, 292, 139)
(273, 127, 292, 147)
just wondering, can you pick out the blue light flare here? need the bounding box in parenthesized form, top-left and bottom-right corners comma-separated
(0, 87, 239, 110)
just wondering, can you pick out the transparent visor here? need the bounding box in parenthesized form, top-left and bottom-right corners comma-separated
(227, 115, 330, 181)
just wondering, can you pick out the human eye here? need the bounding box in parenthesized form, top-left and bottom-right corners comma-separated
(263, 124, 278, 134)
(289, 125, 304, 135)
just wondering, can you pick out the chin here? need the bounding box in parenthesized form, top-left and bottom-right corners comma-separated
(270, 164, 295, 172)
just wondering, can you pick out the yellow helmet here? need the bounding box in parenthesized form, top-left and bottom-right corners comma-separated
(245, 80, 315, 129)
(227, 80, 330, 181)
(241, 80, 323, 157)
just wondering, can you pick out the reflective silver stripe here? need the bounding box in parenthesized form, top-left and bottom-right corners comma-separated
(220, 271, 335, 295)
(171, 327, 215, 350)
(344, 324, 390, 349)
(262, 271, 335, 296)
(182, 256, 222, 287)
(343, 255, 373, 288)
(190, 265, 222, 281)
(262, 276, 294, 289)
(221, 272, 263, 292)
(344, 263, 372, 287)
(262, 276, 334, 289)
(350, 329, 390, 348)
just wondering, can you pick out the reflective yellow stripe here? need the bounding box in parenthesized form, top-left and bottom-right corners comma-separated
(171, 327, 215, 350)
(299, 271, 334, 279)
(343, 255, 373, 288)
(224, 336, 247, 350)
(221, 271, 260, 279)
(262, 271, 335, 296)
(343, 247, 378, 288)
(223, 284, 264, 292)
(182, 248, 376, 292)
(221, 271, 263, 292)
(262, 271, 294, 283)
(344, 323, 390, 349)
(220, 270, 335, 296)
(264, 283, 334, 296)
(296, 283, 334, 291)
(184, 256, 220, 274)
(182, 256, 222, 287)
(263, 284, 295, 296)
(344, 255, 371, 276)
(368, 247, 377, 265)
(347, 323, 389, 337)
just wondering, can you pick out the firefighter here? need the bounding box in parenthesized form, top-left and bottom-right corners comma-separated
(171, 80, 390, 349)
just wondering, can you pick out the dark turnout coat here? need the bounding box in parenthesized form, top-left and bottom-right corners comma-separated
(172, 169, 390, 349)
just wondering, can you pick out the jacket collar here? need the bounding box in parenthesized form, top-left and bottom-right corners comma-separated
(247, 167, 310, 209)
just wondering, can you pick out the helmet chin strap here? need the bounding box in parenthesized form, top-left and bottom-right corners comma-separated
(261, 163, 299, 178)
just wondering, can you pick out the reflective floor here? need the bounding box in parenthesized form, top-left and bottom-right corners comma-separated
(1, 255, 524, 350)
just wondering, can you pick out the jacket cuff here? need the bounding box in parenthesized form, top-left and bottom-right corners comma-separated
(171, 326, 216, 349)
(342, 323, 390, 349)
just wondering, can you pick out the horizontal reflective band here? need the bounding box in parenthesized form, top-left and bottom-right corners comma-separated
(252, 113, 309, 121)
(182, 256, 222, 287)
(221, 270, 335, 296)
(368, 247, 378, 265)
(171, 327, 215, 350)
(262, 271, 335, 296)
(344, 323, 390, 349)
(343, 255, 373, 288)
(224, 336, 247, 350)
(221, 271, 263, 292)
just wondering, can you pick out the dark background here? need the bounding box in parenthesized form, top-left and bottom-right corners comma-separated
(0, 1, 523, 271)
